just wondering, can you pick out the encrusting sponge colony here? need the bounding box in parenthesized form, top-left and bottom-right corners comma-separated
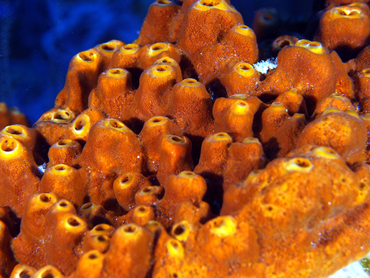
(2, 0, 370, 277)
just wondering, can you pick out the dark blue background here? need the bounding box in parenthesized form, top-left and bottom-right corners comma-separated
(0, 0, 314, 124)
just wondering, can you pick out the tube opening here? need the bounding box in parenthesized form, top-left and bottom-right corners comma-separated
(4, 125, 23, 135)
(78, 51, 96, 62)
(199, 0, 221, 6)
(67, 216, 81, 227)
(39, 193, 52, 203)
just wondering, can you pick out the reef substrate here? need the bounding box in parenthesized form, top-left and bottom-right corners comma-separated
(2, 0, 370, 277)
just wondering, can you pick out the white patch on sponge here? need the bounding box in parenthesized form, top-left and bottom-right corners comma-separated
(329, 261, 369, 278)
(253, 58, 277, 75)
